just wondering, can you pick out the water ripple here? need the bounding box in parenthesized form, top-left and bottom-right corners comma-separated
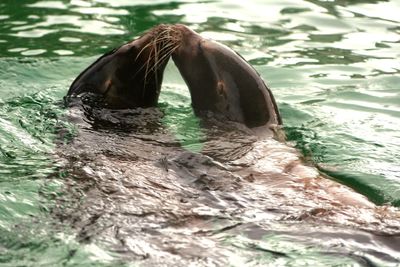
(0, 0, 400, 265)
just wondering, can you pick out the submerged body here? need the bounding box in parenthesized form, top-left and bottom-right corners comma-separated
(56, 106, 400, 266)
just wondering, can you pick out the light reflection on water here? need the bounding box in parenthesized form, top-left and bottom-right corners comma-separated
(0, 0, 399, 266)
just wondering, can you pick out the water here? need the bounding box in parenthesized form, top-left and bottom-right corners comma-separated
(0, 0, 399, 266)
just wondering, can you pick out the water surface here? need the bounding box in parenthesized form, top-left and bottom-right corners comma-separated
(0, 0, 399, 266)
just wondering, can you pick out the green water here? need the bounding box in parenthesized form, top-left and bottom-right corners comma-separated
(0, 0, 399, 266)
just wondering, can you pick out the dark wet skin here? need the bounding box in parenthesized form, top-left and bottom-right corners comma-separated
(58, 25, 400, 265)
(66, 25, 171, 109)
(171, 24, 282, 128)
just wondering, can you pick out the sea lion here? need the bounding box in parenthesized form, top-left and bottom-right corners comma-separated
(66, 24, 174, 109)
(58, 24, 400, 265)
(55, 106, 400, 266)
(169, 24, 282, 128)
